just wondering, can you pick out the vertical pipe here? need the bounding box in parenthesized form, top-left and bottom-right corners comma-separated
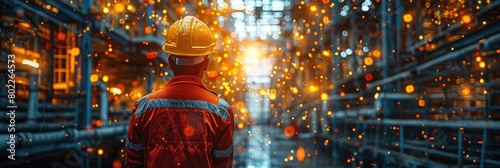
(146, 66, 154, 94)
(399, 125, 404, 154)
(457, 128, 463, 167)
(82, 1, 93, 168)
(48, 23, 55, 101)
(381, 0, 394, 145)
(311, 107, 318, 133)
(480, 128, 487, 168)
(96, 81, 108, 126)
(425, 126, 429, 161)
(146, 4, 153, 26)
(374, 121, 380, 158)
(395, 0, 403, 94)
(395, 0, 403, 70)
(330, 0, 341, 111)
(320, 103, 327, 134)
(28, 69, 38, 122)
(362, 122, 367, 150)
(381, 0, 391, 78)
(78, 23, 93, 129)
(348, 0, 357, 79)
(332, 142, 338, 165)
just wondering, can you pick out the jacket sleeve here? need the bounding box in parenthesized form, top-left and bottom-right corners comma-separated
(213, 107, 234, 168)
(126, 100, 145, 168)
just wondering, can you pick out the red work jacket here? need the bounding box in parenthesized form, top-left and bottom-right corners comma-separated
(126, 75, 234, 168)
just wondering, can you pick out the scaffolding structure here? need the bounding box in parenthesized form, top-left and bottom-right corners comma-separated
(272, 0, 500, 167)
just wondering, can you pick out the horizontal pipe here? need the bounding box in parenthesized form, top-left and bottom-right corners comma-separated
(3, 0, 104, 44)
(368, 26, 500, 90)
(0, 121, 75, 132)
(0, 102, 76, 111)
(316, 133, 449, 167)
(0, 123, 128, 150)
(0, 110, 129, 121)
(287, 93, 445, 120)
(2, 148, 68, 167)
(350, 119, 500, 130)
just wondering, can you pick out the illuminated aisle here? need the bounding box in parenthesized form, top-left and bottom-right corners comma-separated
(1, 0, 500, 167)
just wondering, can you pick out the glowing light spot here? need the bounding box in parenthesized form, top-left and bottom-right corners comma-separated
(462, 15, 471, 24)
(321, 93, 328, 101)
(297, 147, 306, 162)
(462, 87, 471, 96)
(183, 126, 195, 137)
(405, 84, 415, 94)
(98, 149, 104, 155)
(403, 14, 413, 23)
(310, 5, 317, 12)
(283, 125, 296, 138)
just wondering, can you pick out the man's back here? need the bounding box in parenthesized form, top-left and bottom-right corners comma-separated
(126, 75, 234, 168)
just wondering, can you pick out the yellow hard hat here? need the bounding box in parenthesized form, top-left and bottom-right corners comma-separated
(162, 16, 215, 57)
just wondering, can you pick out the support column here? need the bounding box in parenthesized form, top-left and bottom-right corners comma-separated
(457, 128, 463, 167)
(380, 0, 395, 146)
(48, 23, 55, 102)
(330, 0, 341, 110)
(480, 128, 487, 168)
(81, 2, 93, 168)
(93, 81, 108, 126)
(28, 69, 38, 122)
(399, 125, 404, 154)
(311, 107, 318, 134)
(146, 65, 154, 94)
(77, 23, 93, 130)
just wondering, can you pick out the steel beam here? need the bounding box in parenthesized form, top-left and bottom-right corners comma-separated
(28, 69, 38, 122)
(480, 128, 487, 168)
(0, 123, 127, 150)
(317, 134, 449, 167)
(93, 81, 108, 126)
(0, 121, 75, 132)
(351, 119, 500, 130)
(457, 128, 463, 167)
(368, 28, 500, 90)
(77, 22, 93, 129)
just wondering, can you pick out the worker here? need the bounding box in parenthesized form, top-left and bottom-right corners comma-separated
(126, 16, 234, 168)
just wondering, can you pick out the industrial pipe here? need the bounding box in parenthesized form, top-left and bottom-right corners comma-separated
(350, 119, 500, 130)
(93, 81, 108, 126)
(0, 121, 75, 132)
(0, 110, 129, 121)
(0, 122, 128, 150)
(28, 69, 38, 122)
(368, 27, 500, 90)
(287, 93, 444, 120)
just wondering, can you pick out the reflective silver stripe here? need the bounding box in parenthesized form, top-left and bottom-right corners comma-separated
(213, 144, 233, 158)
(217, 98, 229, 121)
(134, 96, 149, 118)
(125, 139, 144, 151)
(134, 99, 229, 120)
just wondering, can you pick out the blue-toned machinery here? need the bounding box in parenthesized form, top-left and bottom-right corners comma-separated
(1, 0, 500, 168)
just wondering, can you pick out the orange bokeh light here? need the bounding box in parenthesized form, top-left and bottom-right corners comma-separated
(283, 125, 296, 138)
(297, 147, 306, 162)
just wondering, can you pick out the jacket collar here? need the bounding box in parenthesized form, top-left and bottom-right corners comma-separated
(167, 75, 217, 95)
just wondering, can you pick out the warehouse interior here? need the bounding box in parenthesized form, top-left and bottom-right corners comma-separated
(1, 0, 500, 167)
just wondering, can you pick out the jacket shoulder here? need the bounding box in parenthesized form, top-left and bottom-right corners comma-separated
(217, 98, 231, 121)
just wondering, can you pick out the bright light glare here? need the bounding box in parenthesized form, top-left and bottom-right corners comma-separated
(111, 87, 122, 95)
(22, 59, 39, 68)
(246, 48, 260, 58)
